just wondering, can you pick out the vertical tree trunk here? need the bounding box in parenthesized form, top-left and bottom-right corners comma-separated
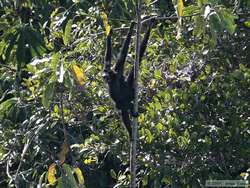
(130, 0, 142, 187)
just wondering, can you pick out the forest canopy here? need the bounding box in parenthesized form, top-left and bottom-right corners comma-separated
(0, 0, 249, 187)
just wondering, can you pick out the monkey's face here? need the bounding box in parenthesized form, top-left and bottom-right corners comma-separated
(103, 70, 114, 83)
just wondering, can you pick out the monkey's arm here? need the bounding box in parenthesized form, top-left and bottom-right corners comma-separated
(127, 23, 152, 84)
(139, 23, 152, 63)
(114, 22, 135, 75)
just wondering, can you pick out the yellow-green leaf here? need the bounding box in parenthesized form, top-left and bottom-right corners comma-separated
(74, 167, 85, 185)
(58, 140, 69, 164)
(244, 21, 250, 28)
(48, 163, 57, 185)
(177, 0, 184, 17)
(101, 12, 111, 35)
(63, 19, 73, 45)
(72, 64, 86, 86)
(172, 0, 184, 39)
(51, 52, 60, 71)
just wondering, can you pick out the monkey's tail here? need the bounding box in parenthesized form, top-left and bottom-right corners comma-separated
(121, 110, 132, 138)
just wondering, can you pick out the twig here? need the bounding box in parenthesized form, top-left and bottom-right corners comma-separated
(148, 0, 159, 6)
(141, 13, 200, 24)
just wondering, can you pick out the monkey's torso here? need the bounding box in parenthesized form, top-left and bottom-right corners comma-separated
(106, 71, 134, 111)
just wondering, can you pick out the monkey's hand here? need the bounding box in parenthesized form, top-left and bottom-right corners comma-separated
(131, 111, 139, 117)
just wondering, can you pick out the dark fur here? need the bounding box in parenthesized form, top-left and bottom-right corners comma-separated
(103, 22, 152, 138)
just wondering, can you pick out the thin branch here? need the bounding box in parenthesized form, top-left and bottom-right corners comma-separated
(148, 0, 159, 6)
(141, 13, 200, 24)
(72, 13, 201, 48)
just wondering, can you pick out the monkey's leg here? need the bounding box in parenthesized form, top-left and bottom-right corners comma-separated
(120, 110, 132, 138)
(104, 29, 112, 72)
(114, 22, 135, 75)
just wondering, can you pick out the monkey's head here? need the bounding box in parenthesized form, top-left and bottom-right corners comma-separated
(103, 69, 112, 82)
(103, 70, 117, 85)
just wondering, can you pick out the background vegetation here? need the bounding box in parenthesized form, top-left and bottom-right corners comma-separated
(0, 0, 249, 187)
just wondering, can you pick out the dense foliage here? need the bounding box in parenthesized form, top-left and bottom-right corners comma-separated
(0, 0, 249, 187)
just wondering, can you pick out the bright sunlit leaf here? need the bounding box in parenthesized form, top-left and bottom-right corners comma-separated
(48, 163, 57, 185)
(177, 0, 184, 17)
(72, 64, 86, 86)
(74, 167, 85, 185)
(172, 0, 184, 40)
(58, 62, 64, 83)
(101, 12, 111, 35)
(244, 21, 250, 28)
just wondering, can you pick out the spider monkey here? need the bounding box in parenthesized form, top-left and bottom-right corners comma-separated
(103, 21, 152, 138)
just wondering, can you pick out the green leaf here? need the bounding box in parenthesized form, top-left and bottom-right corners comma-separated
(56, 177, 63, 188)
(61, 164, 78, 188)
(217, 9, 237, 34)
(194, 16, 205, 37)
(4, 31, 18, 61)
(244, 21, 250, 28)
(154, 69, 162, 79)
(0, 98, 18, 119)
(142, 175, 148, 186)
(0, 21, 9, 31)
(51, 52, 60, 71)
(28, 28, 47, 56)
(209, 29, 217, 47)
(145, 129, 153, 143)
(209, 13, 223, 33)
(156, 122, 163, 133)
(42, 82, 55, 108)
(63, 19, 73, 46)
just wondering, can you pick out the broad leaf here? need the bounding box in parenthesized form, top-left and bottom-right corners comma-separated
(177, 0, 184, 17)
(42, 82, 55, 108)
(63, 19, 73, 45)
(48, 163, 57, 185)
(217, 9, 237, 34)
(62, 164, 79, 188)
(0, 98, 18, 118)
(71, 64, 86, 86)
(74, 167, 85, 186)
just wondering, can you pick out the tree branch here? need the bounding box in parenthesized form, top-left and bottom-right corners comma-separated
(130, 0, 142, 187)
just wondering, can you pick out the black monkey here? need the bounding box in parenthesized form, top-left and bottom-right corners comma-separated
(103, 22, 152, 138)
